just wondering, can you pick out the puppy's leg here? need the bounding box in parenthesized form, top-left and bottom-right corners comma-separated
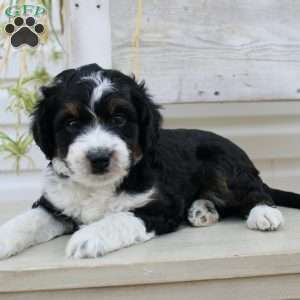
(0, 207, 68, 259)
(188, 199, 219, 227)
(66, 212, 154, 259)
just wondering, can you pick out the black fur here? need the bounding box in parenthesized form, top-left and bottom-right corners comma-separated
(33, 195, 78, 233)
(32, 63, 300, 236)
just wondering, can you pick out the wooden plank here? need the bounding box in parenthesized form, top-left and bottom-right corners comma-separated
(63, 0, 112, 68)
(0, 172, 43, 202)
(2, 275, 300, 300)
(111, 0, 300, 103)
(1, 200, 300, 293)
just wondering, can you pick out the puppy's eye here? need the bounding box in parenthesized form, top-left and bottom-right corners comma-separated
(111, 115, 126, 127)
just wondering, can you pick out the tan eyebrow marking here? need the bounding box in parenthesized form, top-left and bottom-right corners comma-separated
(131, 143, 142, 162)
(108, 97, 127, 114)
(64, 103, 80, 117)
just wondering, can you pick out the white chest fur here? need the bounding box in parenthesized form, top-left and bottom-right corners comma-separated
(43, 169, 154, 225)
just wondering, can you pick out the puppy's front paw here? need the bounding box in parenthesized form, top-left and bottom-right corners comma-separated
(66, 228, 105, 259)
(0, 240, 17, 260)
(0, 243, 9, 260)
(247, 205, 284, 231)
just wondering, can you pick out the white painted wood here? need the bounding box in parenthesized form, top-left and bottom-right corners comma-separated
(63, 0, 112, 68)
(2, 275, 300, 300)
(1, 200, 300, 299)
(111, 0, 300, 103)
(0, 172, 43, 202)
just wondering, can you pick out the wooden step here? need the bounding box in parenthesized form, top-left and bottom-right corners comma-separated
(1, 200, 300, 300)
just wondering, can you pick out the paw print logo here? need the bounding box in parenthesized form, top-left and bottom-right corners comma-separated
(4, 16, 45, 48)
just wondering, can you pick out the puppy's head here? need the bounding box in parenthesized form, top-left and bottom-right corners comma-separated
(32, 64, 161, 187)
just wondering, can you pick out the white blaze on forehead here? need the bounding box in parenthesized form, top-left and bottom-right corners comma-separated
(74, 126, 127, 155)
(81, 71, 114, 109)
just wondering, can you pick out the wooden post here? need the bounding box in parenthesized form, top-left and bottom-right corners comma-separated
(63, 0, 112, 68)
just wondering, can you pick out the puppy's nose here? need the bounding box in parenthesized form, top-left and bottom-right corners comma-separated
(86, 149, 112, 174)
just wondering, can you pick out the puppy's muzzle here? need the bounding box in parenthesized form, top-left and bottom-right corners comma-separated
(86, 149, 112, 174)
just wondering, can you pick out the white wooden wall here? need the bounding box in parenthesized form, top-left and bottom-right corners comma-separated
(1, 0, 300, 201)
(63, 0, 112, 68)
(111, 0, 300, 103)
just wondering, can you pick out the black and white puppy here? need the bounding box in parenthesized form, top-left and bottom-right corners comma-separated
(1, 63, 300, 259)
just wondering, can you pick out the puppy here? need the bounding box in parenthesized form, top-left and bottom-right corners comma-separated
(0, 63, 299, 259)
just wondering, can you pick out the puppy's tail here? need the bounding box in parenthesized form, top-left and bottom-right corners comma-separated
(264, 184, 300, 209)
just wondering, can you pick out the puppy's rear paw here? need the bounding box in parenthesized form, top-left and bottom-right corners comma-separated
(247, 205, 284, 231)
(188, 199, 219, 227)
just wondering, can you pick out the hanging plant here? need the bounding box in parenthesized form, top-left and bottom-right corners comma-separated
(0, 0, 64, 173)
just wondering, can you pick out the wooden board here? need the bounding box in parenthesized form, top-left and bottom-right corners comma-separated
(111, 0, 300, 103)
(1, 200, 300, 295)
(63, 0, 112, 68)
(2, 275, 300, 300)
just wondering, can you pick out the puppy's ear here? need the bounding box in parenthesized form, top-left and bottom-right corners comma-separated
(31, 68, 76, 160)
(31, 85, 57, 160)
(131, 80, 162, 154)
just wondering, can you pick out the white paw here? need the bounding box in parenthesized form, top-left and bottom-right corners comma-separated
(188, 199, 219, 227)
(66, 227, 105, 259)
(247, 205, 284, 231)
(0, 239, 17, 260)
(66, 212, 154, 259)
(0, 243, 10, 260)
